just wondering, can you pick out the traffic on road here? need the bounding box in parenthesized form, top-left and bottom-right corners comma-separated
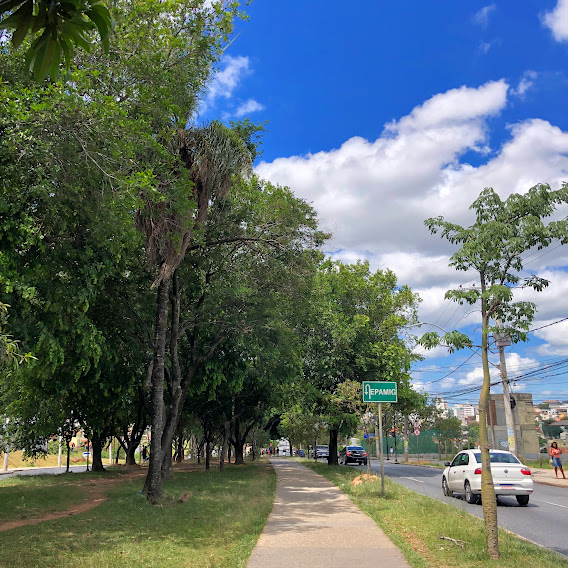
(370, 459, 568, 558)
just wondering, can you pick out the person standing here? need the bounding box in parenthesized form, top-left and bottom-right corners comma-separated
(548, 442, 566, 479)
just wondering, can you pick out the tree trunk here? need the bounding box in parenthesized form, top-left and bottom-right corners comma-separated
(145, 278, 169, 501)
(234, 442, 244, 465)
(66, 439, 71, 473)
(91, 433, 106, 472)
(479, 308, 499, 558)
(174, 431, 184, 463)
(328, 428, 339, 466)
(205, 436, 211, 471)
(114, 446, 121, 465)
(125, 443, 138, 466)
(162, 446, 174, 480)
(220, 420, 230, 473)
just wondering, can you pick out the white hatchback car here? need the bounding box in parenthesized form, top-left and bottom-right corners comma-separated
(442, 449, 534, 506)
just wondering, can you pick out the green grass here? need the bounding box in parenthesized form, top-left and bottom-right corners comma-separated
(0, 474, 86, 523)
(301, 460, 568, 568)
(0, 463, 275, 568)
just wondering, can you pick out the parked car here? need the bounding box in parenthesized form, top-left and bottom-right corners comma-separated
(441, 449, 534, 506)
(339, 446, 368, 466)
(315, 445, 329, 459)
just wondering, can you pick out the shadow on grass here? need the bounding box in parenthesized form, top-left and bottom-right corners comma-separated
(0, 463, 275, 568)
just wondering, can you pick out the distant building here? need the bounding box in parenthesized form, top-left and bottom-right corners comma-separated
(435, 398, 450, 418)
(452, 403, 477, 425)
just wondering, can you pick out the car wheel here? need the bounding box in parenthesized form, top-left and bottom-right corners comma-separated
(464, 481, 478, 504)
(516, 495, 529, 507)
(363, 460, 368, 466)
(442, 476, 451, 497)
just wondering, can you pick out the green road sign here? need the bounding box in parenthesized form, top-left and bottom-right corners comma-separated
(363, 381, 398, 403)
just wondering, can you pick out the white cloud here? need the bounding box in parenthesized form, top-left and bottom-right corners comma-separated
(255, 79, 568, 347)
(472, 4, 496, 26)
(542, 0, 568, 42)
(478, 41, 493, 55)
(234, 99, 265, 118)
(511, 71, 538, 98)
(201, 55, 252, 113)
(258, 80, 511, 257)
(532, 315, 568, 355)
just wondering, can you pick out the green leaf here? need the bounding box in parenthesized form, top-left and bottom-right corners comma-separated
(11, 15, 30, 47)
(0, 0, 31, 28)
(48, 41, 61, 79)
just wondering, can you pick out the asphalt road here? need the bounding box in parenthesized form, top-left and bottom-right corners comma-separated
(0, 465, 87, 479)
(367, 459, 568, 557)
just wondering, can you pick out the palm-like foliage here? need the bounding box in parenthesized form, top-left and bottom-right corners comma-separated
(136, 121, 252, 287)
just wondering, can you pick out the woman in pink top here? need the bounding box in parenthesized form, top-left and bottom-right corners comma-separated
(548, 442, 566, 479)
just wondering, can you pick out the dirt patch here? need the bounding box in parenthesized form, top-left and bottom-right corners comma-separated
(351, 473, 379, 485)
(0, 468, 146, 532)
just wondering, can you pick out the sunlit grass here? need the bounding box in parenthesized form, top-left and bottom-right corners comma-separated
(0, 462, 275, 568)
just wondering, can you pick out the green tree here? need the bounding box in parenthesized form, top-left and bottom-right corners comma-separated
(303, 260, 421, 465)
(542, 419, 563, 439)
(1, 0, 112, 79)
(420, 183, 568, 559)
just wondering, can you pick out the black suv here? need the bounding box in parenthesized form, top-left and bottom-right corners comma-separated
(339, 446, 368, 466)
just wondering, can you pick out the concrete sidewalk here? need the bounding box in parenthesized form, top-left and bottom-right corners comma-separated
(247, 458, 410, 568)
(530, 467, 568, 487)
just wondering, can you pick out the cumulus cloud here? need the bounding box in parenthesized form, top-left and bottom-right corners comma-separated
(532, 316, 568, 355)
(473, 4, 496, 26)
(255, 80, 568, 356)
(257, 80, 511, 256)
(542, 0, 568, 42)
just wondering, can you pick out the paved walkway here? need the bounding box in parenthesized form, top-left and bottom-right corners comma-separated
(530, 467, 568, 487)
(247, 459, 410, 568)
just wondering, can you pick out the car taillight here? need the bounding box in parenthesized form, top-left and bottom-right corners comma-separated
(521, 468, 531, 476)
(474, 468, 482, 475)
(346, 452, 352, 456)
(363, 452, 368, 456)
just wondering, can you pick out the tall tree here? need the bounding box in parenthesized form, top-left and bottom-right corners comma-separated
(420, 183, 568, 559)
(303, 260, 421, 465)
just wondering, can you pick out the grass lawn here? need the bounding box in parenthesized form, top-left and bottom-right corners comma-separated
(301, 460, 568, 568)
(0, 462, 275, 568)
(0, 474, 87, 522)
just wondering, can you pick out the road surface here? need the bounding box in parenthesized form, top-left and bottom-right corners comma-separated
(0, 465, 87, 479)
(368, 459, 568, 557)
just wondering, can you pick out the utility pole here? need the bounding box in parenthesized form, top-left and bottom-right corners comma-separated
(495, 321, 520, 459)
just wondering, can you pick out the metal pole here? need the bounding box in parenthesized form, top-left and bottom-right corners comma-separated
(374, 420, 380, 462)
(378, 403, 385, 497)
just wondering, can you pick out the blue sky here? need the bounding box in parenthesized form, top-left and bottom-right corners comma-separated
(200, 1, 568, 406)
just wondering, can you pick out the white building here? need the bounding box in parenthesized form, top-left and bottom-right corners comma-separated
(452, 403, 477, 425)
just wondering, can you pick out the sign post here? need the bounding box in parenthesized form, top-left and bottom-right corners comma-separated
(378, 403, 385, 496)
(363, 382, 398, 497)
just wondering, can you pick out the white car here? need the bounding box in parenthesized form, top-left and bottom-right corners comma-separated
(442, 449, 534, 506)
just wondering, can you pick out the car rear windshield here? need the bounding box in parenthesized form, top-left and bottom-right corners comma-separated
(317, 445, 328, 449)
(472, 452, 520, 464)
(348, 446, 364, 450)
